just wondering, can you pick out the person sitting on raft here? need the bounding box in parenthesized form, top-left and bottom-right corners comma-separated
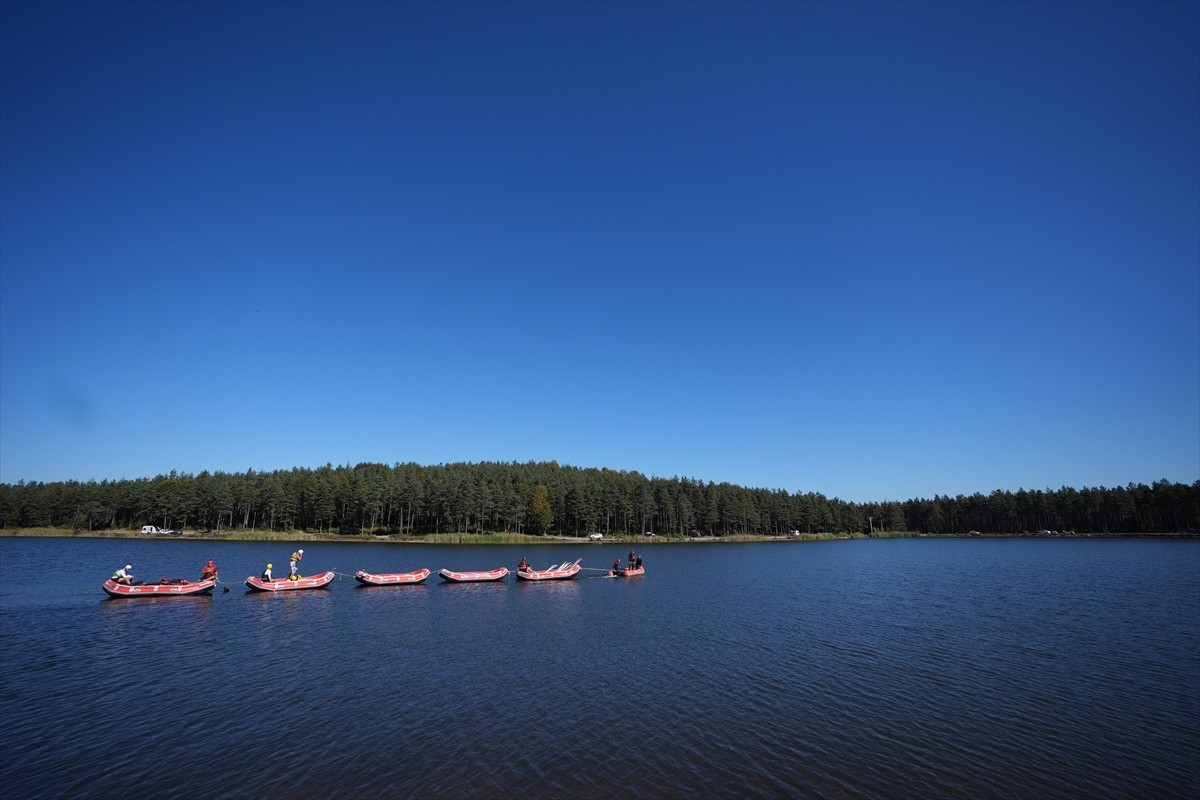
(112, 564, 134, 585)
(201, 559, 218, 582)
(517, 558, 531, 572)
(262, 563, 273, 581)
(612, 558, 621, 573)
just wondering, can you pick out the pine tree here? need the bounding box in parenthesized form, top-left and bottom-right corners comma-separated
(530, 484, 554, 535)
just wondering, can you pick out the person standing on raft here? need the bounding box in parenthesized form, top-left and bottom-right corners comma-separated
(289, 549, 304, 580)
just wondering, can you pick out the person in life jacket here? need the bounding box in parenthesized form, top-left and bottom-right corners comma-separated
(262, 563, 273, 581)
(112, 564, 134, 585)
(289, 549, 304, 580)
(200, 559, 218, 582)
(517, 557, 531, 572)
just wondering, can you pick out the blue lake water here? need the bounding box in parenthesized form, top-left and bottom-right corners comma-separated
(1, 536, 1197, 799)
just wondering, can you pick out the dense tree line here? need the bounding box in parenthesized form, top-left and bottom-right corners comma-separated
(0, 462, 1196, 536)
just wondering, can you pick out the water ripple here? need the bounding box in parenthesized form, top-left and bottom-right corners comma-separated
(0, 538, 1197, 798)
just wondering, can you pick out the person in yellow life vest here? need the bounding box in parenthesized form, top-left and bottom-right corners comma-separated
(112, 564, 134, 585)
(289, 549, 304, 580)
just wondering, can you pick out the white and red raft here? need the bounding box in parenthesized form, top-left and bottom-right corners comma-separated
(516, 559, 582, 581)
(102, 578, 217, 598)
(438, 567, 509, 583)
(354, 568, 431, 586)
(244, 571, 336, 592)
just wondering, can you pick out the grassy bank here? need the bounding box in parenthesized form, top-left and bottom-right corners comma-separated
(1, 527, 141, 538)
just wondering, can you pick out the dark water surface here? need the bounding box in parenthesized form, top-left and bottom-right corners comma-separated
(1, 536, 1197, 799)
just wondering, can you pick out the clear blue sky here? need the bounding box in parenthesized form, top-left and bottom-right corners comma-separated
(1, 0, 1197, 502)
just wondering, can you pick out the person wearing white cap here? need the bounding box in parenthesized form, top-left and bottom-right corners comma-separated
(112, 564, 134, 585)
(289, 549, 304, 580)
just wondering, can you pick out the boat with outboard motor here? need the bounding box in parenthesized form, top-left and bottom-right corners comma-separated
(609, 565, 645, 577)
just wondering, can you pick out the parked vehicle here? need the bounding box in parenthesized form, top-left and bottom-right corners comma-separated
(140, 526, 181, 535)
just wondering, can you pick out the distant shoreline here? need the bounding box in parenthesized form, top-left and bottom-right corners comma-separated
(0, 527, 775, 543)
(2, 528, 1195, 543)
